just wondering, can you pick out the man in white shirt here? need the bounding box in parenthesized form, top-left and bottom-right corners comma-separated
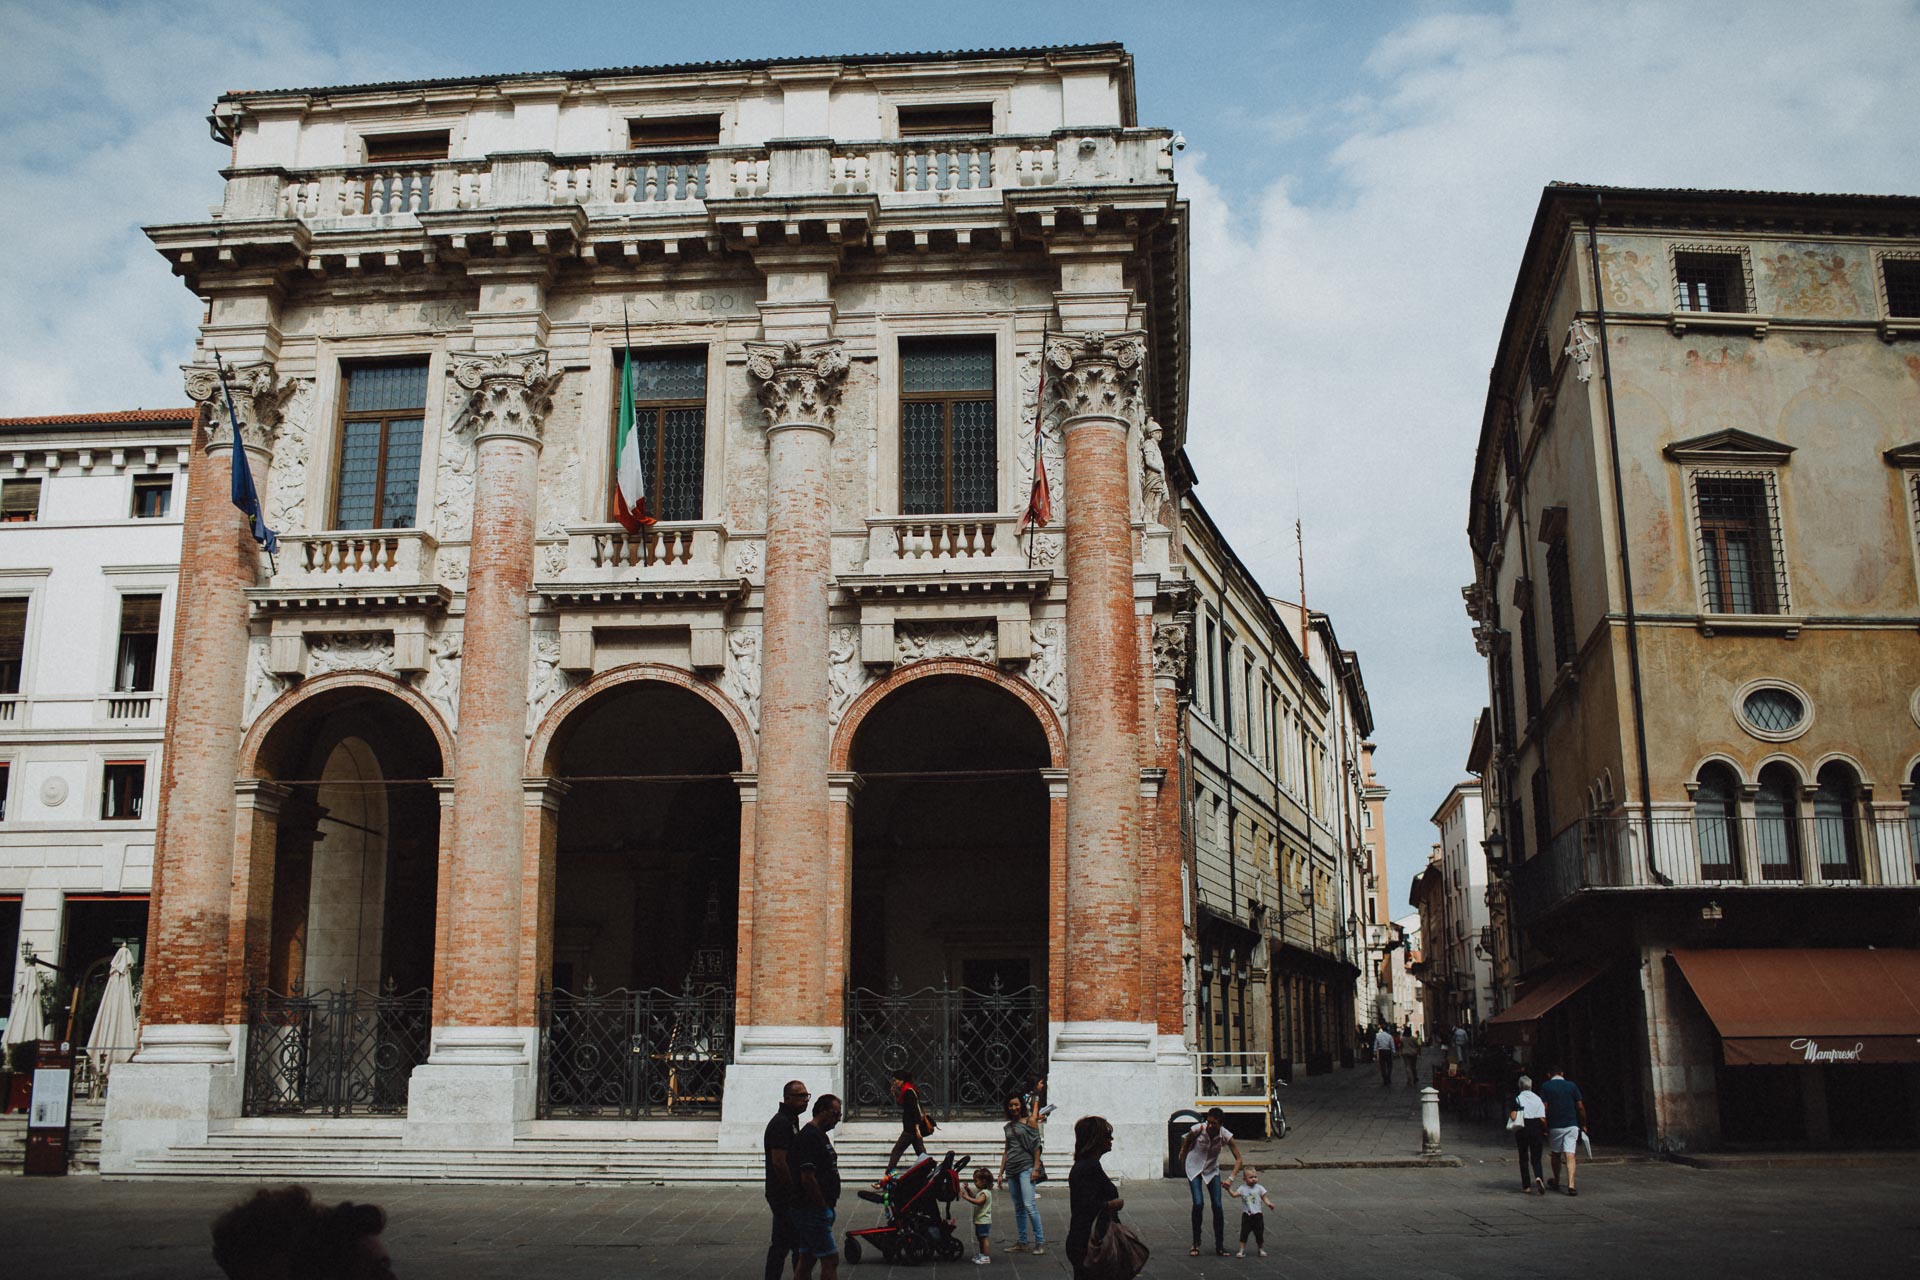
(1373, 1026, 1397, 1086)
(1179, 1107, 1243, 1257)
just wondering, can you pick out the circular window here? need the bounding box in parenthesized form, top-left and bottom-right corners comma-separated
(1734, 680, 1812, 742)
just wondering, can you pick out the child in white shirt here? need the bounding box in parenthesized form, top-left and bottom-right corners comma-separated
(1234, 1166, 1276, 1258)
(959, 1167, 995, 1264)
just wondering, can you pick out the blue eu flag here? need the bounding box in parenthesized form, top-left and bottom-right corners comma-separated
(214, 360, 279, 558)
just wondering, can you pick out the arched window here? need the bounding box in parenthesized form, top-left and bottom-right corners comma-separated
(1813, 762, 1862, 880)
(1692, 762, 1743, 881)
(1908, 762, 1920, 880)
(1754, 763, 1802, 882)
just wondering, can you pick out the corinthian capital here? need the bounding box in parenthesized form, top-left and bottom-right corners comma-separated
(182, 360, 295, 453)
(745, 339, 848, 433)
(449, 350, 555, 445)
(1044, 330, 1147, 424)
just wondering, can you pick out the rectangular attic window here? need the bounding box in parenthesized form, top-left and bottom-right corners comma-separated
(362, 131, 451, 163)
(628, 115, 722, 148)
(897, 103, 994, 137)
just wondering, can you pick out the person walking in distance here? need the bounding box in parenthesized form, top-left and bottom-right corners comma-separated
(1179, 1106, 1243, 1257)
(764, 1080, 810, 1280)
(791, 1094, 845, 1280)
(1400, 1027, 1421, 1087)
(1510, 1074, 1548, 1194)
(884, 1069, 929, 1176)
(1066, 1116, 1124, 1280)
(1540, 1066, 1588, 1196)
(1374, 1025, 1397, 1086)
(999, 1095, 1047, 1254)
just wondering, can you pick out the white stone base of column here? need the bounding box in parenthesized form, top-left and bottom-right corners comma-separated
(403, 1026, 537, 1150)
(100, 1024, 244, 1174)
(1046, 1022, 1194, 1180)
(719, 1024, 844, 1149)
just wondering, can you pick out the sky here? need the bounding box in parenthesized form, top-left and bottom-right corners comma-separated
(3, 0, 1917, 912)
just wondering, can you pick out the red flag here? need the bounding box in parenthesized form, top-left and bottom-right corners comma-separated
(1019, 353, 1053, 534)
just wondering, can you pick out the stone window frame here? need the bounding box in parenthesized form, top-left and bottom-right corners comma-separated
(873, 317, 1016, 519)
(1730, 676, 1815, 744)
(98, 754, 151, 822)
(1871, 246, 1920, 338)
(309, 340, 450, 540)
(0, 570, 48, 705)
(1681, 465, 1794, 625)
(1666, 240, 1769, 336)
(603, 343, 711, 523)
(104, 585, 169, 697)
(885, 90, 1009, 141)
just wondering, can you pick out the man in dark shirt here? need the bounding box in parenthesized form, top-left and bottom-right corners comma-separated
(791, 1093, 845, 1280)
(1539, 1067, 1588, 1196)
(764, 1079, 810, 1280)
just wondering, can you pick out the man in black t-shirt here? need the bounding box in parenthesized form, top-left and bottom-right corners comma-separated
(764, 1080, 810, 1280)
(791, 1094, 845, 1280)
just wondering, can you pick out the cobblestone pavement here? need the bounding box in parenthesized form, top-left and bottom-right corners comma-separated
(3, 1160, 1918, 1279)
(1238, 1047, 1513, 1168)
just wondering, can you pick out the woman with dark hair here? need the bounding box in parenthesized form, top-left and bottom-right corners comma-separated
(884, 1069, 929, 1176)
(1066, 1116, 1124, 1280)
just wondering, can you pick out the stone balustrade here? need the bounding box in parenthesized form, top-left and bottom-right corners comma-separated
(274, 530, 439, 587)
(864, 515, 1025, 567)
(223, 129, 1172, 227)
(557, 522, 729, 580)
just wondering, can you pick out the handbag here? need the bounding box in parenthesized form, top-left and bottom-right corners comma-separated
(917, 1108, 937, 1137)
(1084, 1212, 1150, 1280)
(1505, 1112, 1523, 1133)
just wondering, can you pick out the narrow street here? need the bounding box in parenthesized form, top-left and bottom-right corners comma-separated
(1239, 1045, 1511, 1168)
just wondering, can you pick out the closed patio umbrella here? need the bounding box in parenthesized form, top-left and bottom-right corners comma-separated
(4, 960, 47, 1049)
(86, 944, 138, 1070)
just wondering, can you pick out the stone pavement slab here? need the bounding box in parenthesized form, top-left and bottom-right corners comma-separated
(4, 1161, 1918, 1279)
(1236, 1048, 1515, 1169)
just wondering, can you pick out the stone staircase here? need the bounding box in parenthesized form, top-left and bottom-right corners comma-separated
(1, 1102, 105, 1174)
(121, 1119, 1011, 1184)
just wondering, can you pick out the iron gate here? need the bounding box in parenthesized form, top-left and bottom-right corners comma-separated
(844, 979, 1045, 1119)
(242, 985, 431, 1117)
(537, 981, 734, 1118)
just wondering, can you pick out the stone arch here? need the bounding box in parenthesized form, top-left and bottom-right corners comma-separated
(1752, 752, 1811, 788)
(830, 657, 1065, 773)
(1687, 752, 1750, 788)
(240, 670, 454, 782)
(1809, 750, 1876, 790)
(526, 662, 758, 777)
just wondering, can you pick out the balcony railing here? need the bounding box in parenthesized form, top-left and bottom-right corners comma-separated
(227, 130, 1172, 227)
(274, 530, 439, 588)
(1515, 814, 1920, 921)
(863, 515, 1033, 570)
(556, 522, 728, 581)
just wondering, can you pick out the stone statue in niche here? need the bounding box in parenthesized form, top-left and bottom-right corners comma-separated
(720, 628, 761, 733)
(419, 629, 462, 728)
(305, 632, 398, 677)
(827, 626, 874, 725)
(526, 631, 571, 738)
(1028, 621, 1066, 715)
(1139, 417, 1172, 525)
(895, 620, 995, 666)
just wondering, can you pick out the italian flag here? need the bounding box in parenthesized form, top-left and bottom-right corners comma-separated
(613, 343, 655, 531)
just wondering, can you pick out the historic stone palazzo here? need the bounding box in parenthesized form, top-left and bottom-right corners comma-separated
(103, 44, 1206, 1177)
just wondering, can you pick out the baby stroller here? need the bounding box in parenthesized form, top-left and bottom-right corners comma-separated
(843, 1151, 969, 1265)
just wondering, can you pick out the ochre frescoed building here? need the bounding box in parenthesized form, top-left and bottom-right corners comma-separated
(102, 44, 1222, 1178)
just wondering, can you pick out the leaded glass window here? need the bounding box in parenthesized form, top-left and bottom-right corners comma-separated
(612, 349, 706, 522)
(900, 338, 996, 514)
(333, 360, 428, 530)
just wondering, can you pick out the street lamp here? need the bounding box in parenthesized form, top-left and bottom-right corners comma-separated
(1481, 830, 1507, 874)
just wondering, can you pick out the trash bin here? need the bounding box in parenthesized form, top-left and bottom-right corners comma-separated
(1165, 1109, 1203, 1178)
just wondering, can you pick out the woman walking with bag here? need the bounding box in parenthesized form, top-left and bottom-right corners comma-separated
(1509, 1074, 1548, 1194)
(1067, 1115, 1145, 1280)
(884, 1070, 931, 1176)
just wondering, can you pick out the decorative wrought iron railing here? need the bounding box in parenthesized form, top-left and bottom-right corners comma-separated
(241, 984, 431, 1118)
(536, 980, 734, 1119)
(844, 979, 1045, 1120)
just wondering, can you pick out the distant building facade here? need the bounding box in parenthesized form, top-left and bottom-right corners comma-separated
(1467, 184, 1920, 1149)
(0, 409, 190, 1049)
(1429, 780, 1493, 1031)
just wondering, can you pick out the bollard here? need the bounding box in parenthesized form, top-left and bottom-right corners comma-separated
(1420, 1086, 1442, 1156)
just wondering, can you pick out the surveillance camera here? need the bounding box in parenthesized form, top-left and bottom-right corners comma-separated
(1172, 133, 1187, 151)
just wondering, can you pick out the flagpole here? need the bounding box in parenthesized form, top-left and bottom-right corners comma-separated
(212, 346, 277, 575)
(1025, 336, 1048, 570)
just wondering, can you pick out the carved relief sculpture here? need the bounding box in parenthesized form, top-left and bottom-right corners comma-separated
(449, 349, 555, 444)
(827, 626, 874, 725)
(244, 635, 287, 725)
(719, 628, 762, 732)
(1045, 330, 1146, 424)
(1027, 620, 1067, 715)
(1015, 353, 1067, 516)
(744, 340, 849, 430)
(304, 632, 399, 677)
(1564, 320, 1599, 384)
(526, 631, 572, 738)
(435, 382, 478, 541)
(182, 359, 297, 452)
(895, 620, 996, 666)
(419, 628, 462, 729)
(263, 379, 314, 531)
(1139, 417, 1173, 524)
(1151, 618, 1191, 683)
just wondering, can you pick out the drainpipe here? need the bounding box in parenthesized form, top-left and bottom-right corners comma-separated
(1584, 199, 1664, 885)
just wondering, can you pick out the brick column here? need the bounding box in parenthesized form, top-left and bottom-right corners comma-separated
(407, 350, 553, 1149)
(720, 338, 846, 1143)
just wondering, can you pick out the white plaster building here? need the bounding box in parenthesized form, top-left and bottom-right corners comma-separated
(1430, 781, 1494, 1029)
(0, 409, 190, 1047)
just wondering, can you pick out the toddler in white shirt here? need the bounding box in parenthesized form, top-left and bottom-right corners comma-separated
(1234, 1166, 1276, 1258)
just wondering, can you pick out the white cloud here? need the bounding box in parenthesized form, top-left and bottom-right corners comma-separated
(1181, 0, 1920, 903)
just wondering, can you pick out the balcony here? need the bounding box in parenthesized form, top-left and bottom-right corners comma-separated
(269, 530, 439, 590)
(552, 522, 729, 585)
(1515, 815, 1920, 921)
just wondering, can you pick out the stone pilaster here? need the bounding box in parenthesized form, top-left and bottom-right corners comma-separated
(721, 338, 847, 1145)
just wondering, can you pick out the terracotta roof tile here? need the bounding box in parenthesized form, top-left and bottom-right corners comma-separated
(0, 408, 195, 429)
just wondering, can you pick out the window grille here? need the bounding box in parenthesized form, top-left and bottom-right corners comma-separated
(612, 350, 707, 522)
(1883, 258, 1920, 318)
(115, 595, 162, 693)
(0, 598, 24, 695)
(900, 339, 996, 515)
(1693, 472, 1785, 614)
(334, 360, 428, 530)
(1740, 687, 1804, 734)
(1546, 536, 1576, 669)
(1674, 251, 1749, 313)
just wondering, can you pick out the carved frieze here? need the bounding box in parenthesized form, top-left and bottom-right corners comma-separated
(182, 360, 297, 453)
(827, 626, 874, 725)
(1044, 331, 1146, 425)
(895, 620, 995, 666)
(744, 340, 848, 431)
(435, 378, 477, 542)
(305, 632, 399, 678)
(264, 379, 315, 532)
(718, 627, 761, 733)
(449, 349, 555, 445)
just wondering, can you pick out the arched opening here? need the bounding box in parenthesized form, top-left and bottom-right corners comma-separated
(541, 677, 742, 1117)
(1754, 763, 1803, 882)
(1692, 762, 1744, 881)
(243, 681, 444, 1117)
(1812, 762, 1862, 880)
(845, 672, 1050, 1117)
(1908, 762, 1920, 880)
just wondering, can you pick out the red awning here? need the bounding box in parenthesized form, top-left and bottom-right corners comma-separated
(1670, 948, 1920, 1067)
(1482, 964, 1607, 1047)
